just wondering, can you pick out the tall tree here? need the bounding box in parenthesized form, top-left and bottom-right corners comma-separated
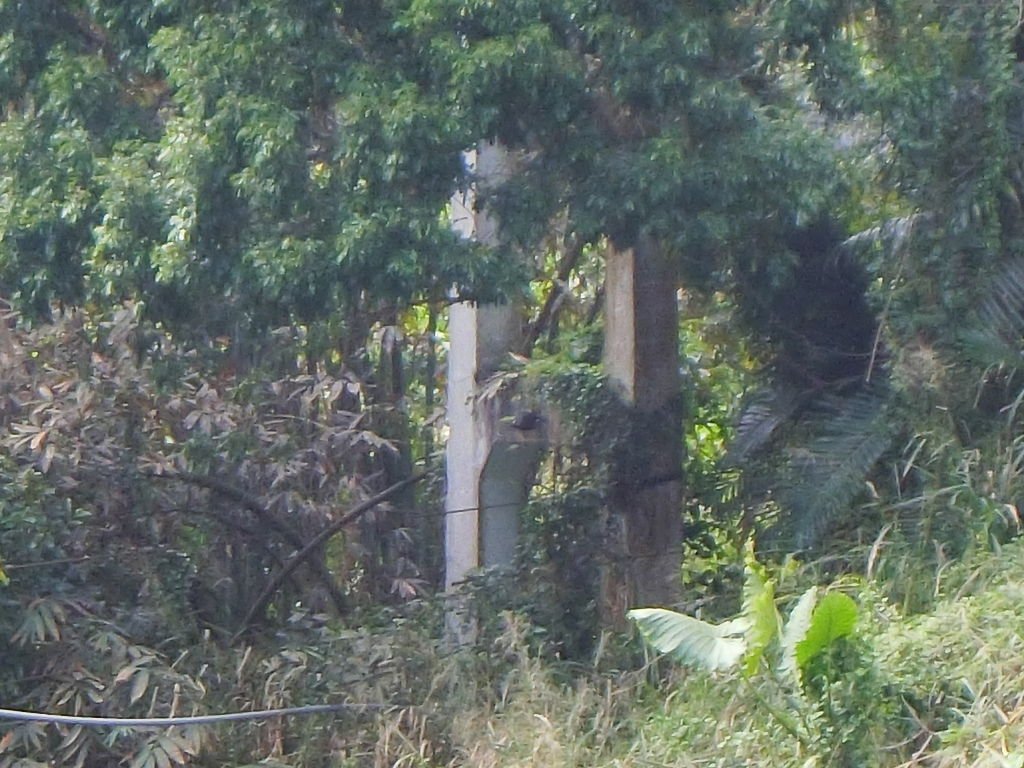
(0, 0, 520, 356)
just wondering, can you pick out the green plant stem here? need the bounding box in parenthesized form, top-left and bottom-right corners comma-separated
(741, 676, 810, 748)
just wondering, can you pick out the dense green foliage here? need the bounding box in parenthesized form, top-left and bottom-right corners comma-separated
(0, 0, 520, 359)
(3, 0, 1024, 765)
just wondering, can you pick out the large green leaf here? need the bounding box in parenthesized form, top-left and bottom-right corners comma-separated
(628, 608, 748, 672)
(795, 591, 857, 669)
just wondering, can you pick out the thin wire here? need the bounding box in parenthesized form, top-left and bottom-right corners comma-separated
(1, 494, 571, 570)
(6, 472, 745, 570)
(4, 493, 712, 571)
(0, 702, 401, 728)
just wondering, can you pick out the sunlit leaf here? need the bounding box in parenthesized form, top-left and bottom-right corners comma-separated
(158, 735, 187, 765)
(129, 669, 150, 705)
(114, 664, 138, 686)
(741, 545, 780, 677)
(57, 725, 83, 751)
(780, 587, 818, 681)
(153, 744, 172, 768)
(628, 608, 747, 672)
(795, 591, 858, 669)
(130, 744, 155, 768)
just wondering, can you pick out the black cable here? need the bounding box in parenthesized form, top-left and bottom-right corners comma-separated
(0, 702, 401, 728)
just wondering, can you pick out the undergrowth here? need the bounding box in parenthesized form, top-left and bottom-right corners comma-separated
(4, 537, 1024, 766)
(351, 540, 1024, 768)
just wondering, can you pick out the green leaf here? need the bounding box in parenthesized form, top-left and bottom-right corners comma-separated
(628, 608, 747, 672)
(741, 547, 780, 677)
(780, 586, 818, 680)
(795, 591, 857, 669)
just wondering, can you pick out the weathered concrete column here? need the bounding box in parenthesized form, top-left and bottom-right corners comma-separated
(444, 300, 521, 588)
(602, 235, 683, 619)
(445, 142, 544, 641)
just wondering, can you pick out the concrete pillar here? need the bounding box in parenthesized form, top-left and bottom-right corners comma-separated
(602, 235, 683, 619)
(445, 143, 544, 641)
(444, 301, 521, 588)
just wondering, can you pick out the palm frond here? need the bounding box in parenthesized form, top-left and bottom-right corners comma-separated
(725, 386, 803, 466)
(774, 386, 892, 548)
(963, 257, 1024, 368)
(838, 214, 924, 258)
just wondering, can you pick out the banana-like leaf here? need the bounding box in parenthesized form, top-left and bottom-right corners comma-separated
(780, 586, 818, 680)
(628, 608, 748, 672)
(795, 591, 857, 668)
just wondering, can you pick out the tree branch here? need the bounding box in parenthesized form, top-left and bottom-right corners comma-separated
(521, 234, 585, 355)
(150, 471, 350, 615)
(232, 472, 428, 641)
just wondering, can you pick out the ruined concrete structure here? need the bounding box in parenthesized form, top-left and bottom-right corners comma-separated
(444, 143, 544, 640)
(445, 145, 682, 638)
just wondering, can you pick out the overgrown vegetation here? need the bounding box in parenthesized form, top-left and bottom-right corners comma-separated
(3, 0, 1024, 764)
